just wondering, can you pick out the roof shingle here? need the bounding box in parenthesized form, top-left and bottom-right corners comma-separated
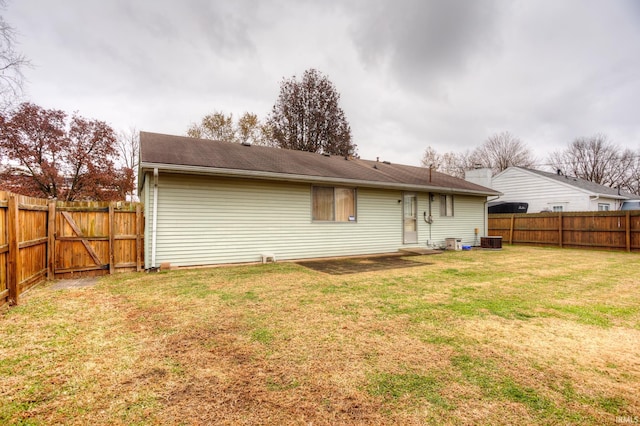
(139, 132, 498, 195)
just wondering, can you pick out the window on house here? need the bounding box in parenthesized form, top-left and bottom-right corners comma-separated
(312, 186, 356, 222)
(440, 194, 454, 217)
(598, 203, 610, 211)
(552, 205, 563, 212)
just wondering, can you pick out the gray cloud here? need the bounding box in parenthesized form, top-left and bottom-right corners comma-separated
(4, 0, 640, 167)
(349, 0, 503, 93)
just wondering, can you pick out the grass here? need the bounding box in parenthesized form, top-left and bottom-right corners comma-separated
(1, 246, 639, 424)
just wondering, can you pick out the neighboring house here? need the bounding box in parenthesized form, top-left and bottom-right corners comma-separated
(467, 166, 634, 213)
(138, 132, 499, 268)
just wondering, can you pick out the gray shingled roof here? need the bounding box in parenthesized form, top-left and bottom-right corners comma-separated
(139, 132, 499, 195)
(521, 167, 636, 198)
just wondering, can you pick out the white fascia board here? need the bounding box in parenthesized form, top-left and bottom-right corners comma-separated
(137, 167, 147, 195)
(139, 162, 501, 197)
(590, 193, 628, 201)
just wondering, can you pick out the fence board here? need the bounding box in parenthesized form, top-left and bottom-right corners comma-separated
(0, 193, 6, 306)
(109, 203, 114, 275)
(0, 191, 144, 306)
(7, 195, 19, 305)
(489, 210, 640, 252)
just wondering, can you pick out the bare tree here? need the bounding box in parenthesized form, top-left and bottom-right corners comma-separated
(117, 126, 139, 201)
(629, 153, 640, 195)
(420, 146, 477, 178)
(448, 150, 480, 178)
(549, 134, 638, 192)
(420, 146, 442, 169)
(268, 68, 356, 156)
(0, 2, 30, 109)
(473, 131, 535, 174)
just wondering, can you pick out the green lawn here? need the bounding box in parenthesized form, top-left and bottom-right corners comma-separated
(1, 246, 639, 425)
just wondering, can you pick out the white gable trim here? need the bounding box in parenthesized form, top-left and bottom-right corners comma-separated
(498, 167, 627, 200)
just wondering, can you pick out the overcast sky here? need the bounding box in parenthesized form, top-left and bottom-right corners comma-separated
(5, 0, 640, 167)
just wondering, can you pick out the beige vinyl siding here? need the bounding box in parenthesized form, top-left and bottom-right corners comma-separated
(419, 194, 486, 247)
(145, 173, 406, 267)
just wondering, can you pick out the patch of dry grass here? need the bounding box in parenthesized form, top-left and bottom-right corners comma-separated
(1, 246, 639, 424)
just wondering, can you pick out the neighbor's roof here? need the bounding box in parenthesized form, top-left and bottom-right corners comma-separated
(139, 132, 499, 196)
(508, 167, 635, 199)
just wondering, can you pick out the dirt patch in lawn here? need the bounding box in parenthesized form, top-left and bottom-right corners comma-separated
(50, 277, 100, 290)
(296, 255, 431, 275)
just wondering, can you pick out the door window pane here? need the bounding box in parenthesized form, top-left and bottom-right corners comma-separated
(404, 195, 416, 231)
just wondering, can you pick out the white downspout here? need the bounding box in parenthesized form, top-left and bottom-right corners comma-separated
(151, 168, 159, 268)
(484, 195, 500, 240)
(483, 199, 488, 238)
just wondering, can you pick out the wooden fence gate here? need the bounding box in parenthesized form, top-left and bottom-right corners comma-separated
(1, 191, 144, 306)
(54, 202, 144, 278)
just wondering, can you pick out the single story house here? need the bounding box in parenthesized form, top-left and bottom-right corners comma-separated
(466, 166, 634, 213)
(139, 132, 500, 268)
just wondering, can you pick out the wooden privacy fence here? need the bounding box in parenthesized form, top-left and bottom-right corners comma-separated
(488, 211, 640, 252)
(0, 191, 144, 306)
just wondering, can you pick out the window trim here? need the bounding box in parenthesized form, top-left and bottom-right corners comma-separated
(311, 185, 357, 223)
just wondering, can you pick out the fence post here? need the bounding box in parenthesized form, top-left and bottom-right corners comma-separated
(509, 214, 515, 245)
(108, 202, 115, 274)
(47, 201, 56, 280)
(7, 195, 20, 305)
(558, 212, 563, 248)
(626, 211, 631, 253)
